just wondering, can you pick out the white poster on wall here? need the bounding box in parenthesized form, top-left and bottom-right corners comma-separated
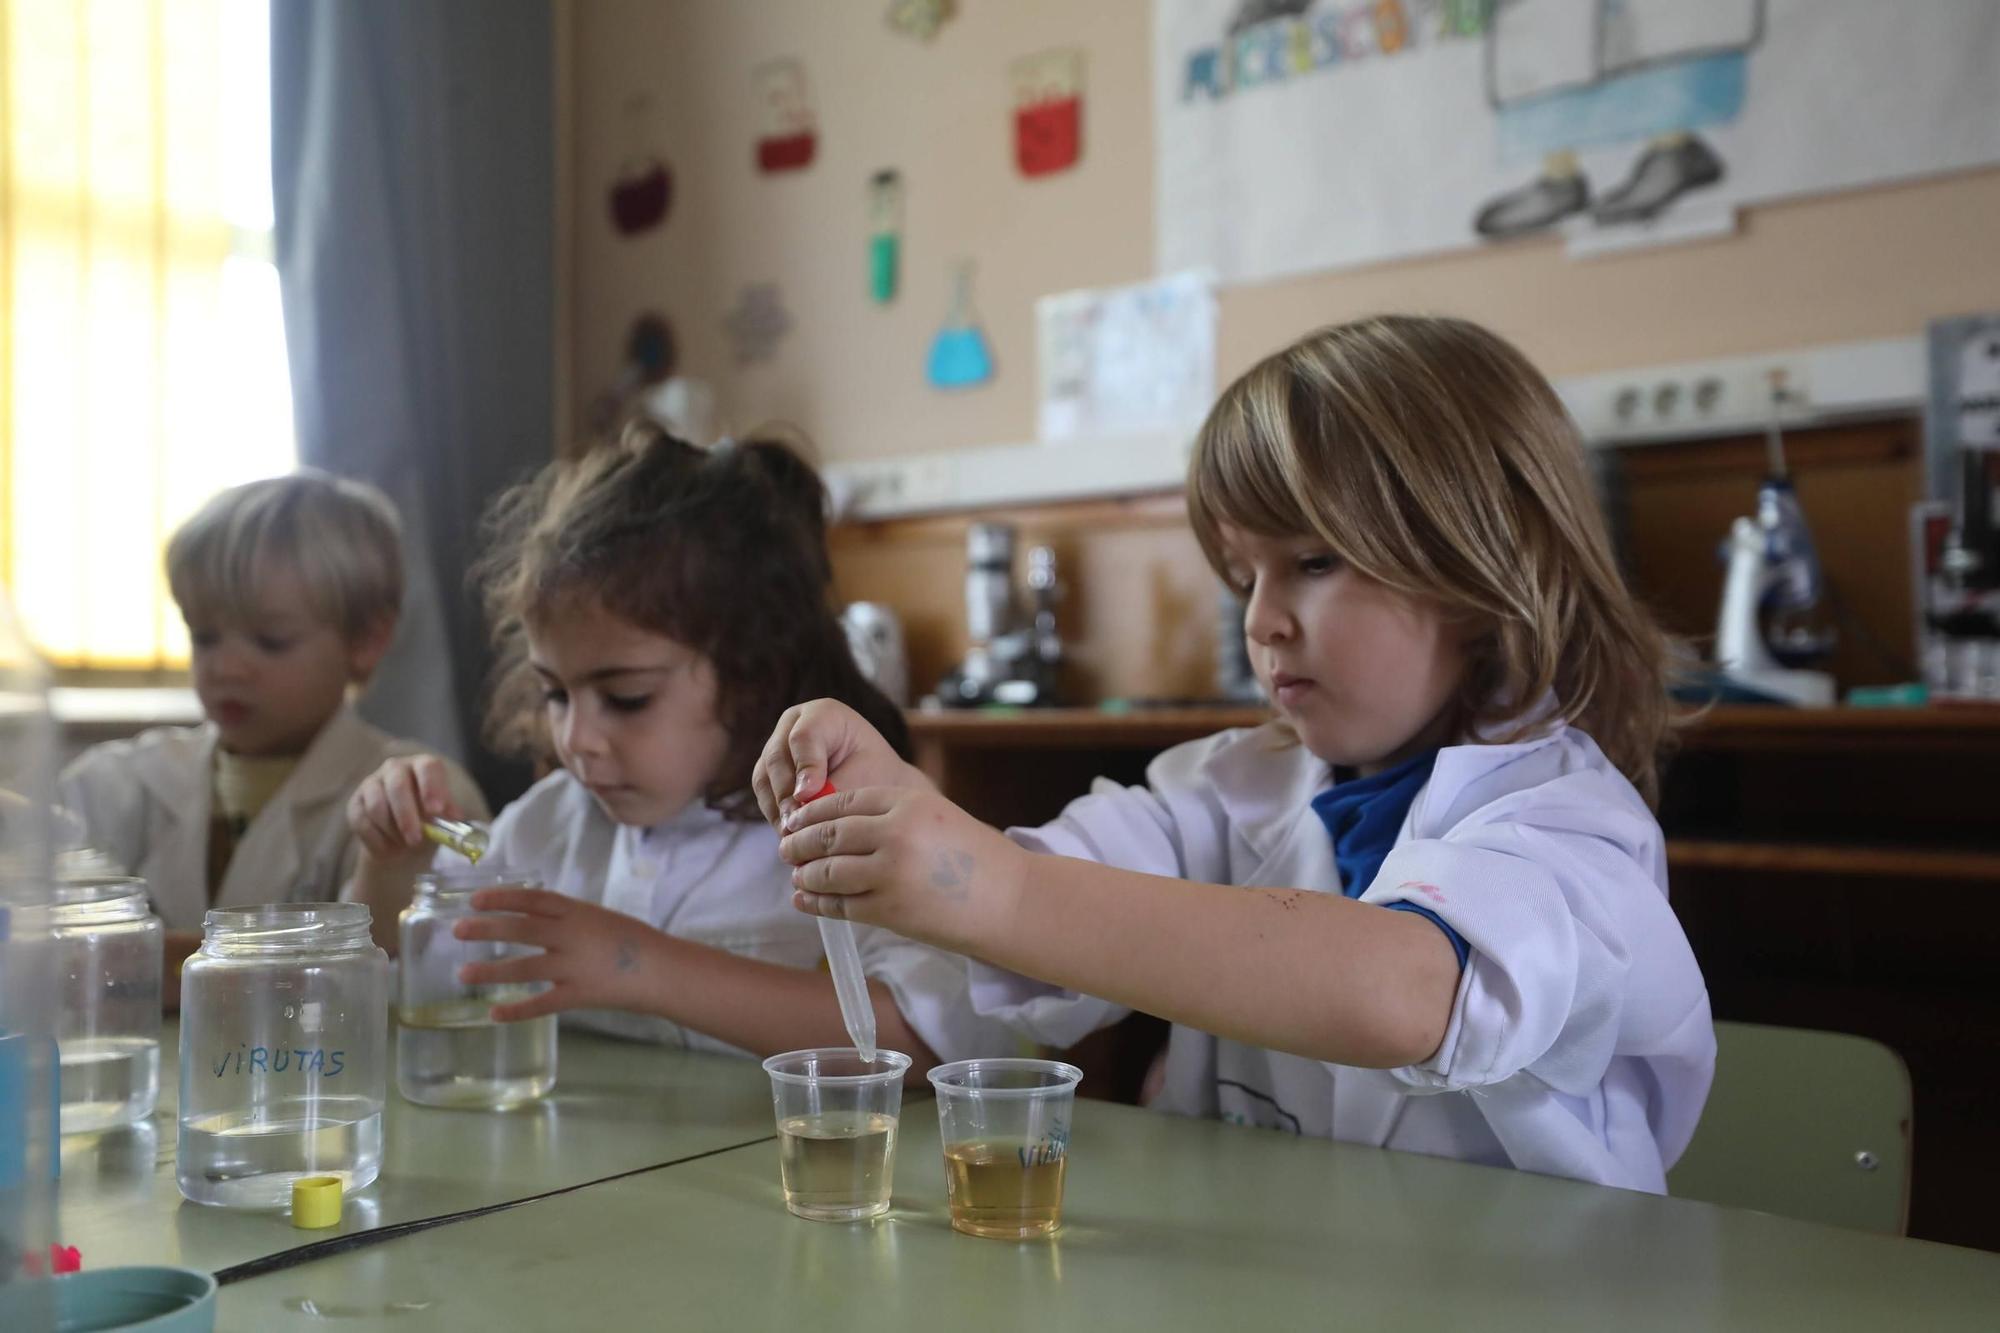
(1037, 271, 1217, 443)
(1156, 0, 2000, 286)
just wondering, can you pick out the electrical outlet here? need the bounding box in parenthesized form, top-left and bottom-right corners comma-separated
(1575, 352, 1836, 443)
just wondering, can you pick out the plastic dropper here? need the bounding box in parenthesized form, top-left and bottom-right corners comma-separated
(801, 783, 877, 1063)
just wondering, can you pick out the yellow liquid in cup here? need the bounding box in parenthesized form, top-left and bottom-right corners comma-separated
(776, 1111, 898, 1221)
(942, 1142, 1067, 1239)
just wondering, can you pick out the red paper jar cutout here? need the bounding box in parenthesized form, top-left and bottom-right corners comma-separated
(1016, 99, 1080, 177)
(610, 160, 672, 235)
(759, 133, 816, 173)
(1011, 49, 1084, 178)
(754, 59, 819, 175)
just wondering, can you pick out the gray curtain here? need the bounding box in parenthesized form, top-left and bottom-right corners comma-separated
(270, 0, 553, 804)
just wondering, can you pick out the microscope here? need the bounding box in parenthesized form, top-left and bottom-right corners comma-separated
(1713, 372, 1837, 705)
(1917, 321, 2000, 700)
(936, 523, 1063, 707)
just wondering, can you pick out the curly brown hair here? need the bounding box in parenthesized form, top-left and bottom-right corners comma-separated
(475, 421, 910, 816)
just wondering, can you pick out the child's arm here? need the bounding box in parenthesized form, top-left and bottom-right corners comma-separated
(779, 786, 1461, 1071)
(452, 888, 942, 1072)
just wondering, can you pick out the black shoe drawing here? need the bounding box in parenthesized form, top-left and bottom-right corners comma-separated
(1227, 0, 1312, 34)
(1593, 134, 1725, 225)
(1474, 170, 1591, 239)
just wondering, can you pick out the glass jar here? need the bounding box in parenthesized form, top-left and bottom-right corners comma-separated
(176, 903, 388, 1206)
(398, 869, 557, 1109)
(51, 877, 162, 1133)
(0, 583, 58, 1320)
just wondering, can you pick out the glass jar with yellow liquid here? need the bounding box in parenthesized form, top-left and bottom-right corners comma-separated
(397, 868, 555, 1109)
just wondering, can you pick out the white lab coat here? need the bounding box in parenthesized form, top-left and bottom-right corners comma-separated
(470, 770, 1012, 1063)
(971, 717, 1715, 1193)
(58, 706, 488, 933)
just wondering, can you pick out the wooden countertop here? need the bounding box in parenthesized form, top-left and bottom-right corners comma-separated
(906, 703, 2000, 752)
(1676, 702, 2000, 752)
(1667, 840, 2000, 881)
(907, 705, 1270, 747)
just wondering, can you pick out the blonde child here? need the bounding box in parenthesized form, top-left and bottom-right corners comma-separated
(760, 315, 1715, 1191)
(346, 425, 1004, 1070)
(60, 471, 488, 992)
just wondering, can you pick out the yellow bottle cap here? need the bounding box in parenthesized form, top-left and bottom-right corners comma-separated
(291, 1175, 343, 1229)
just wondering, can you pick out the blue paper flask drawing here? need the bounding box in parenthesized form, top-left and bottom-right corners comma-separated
(927, 260, 994, 390)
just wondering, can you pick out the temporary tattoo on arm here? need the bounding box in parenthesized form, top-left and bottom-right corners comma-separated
(928, 849, 975, 901)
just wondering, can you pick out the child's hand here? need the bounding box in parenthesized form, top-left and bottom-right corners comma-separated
(778, 787, 1026, 953)
(452, 888, 660, 1021)
(753, 699, 924, 829)
(347, 754, 463, 866)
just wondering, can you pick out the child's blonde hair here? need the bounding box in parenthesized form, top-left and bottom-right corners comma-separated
(1188, 315, 1677, 805)
(167, 470, 404, 663)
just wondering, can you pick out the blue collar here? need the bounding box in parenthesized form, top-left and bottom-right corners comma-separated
(1308, 748, 1441, 900)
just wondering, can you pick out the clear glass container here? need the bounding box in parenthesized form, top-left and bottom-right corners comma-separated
(0, 585, 57, 1319)
(176, 903, 389, 1207)
(398, 868, 556, 1109)
(52, 877, 162, 1133)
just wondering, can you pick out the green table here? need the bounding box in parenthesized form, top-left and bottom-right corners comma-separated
(57, 1021, 774, 1276)
(214, 1094, 2000, 1332)
(59, 1027, 2000, 1330)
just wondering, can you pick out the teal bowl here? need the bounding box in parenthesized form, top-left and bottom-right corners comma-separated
(0, 1266, 218, 1331)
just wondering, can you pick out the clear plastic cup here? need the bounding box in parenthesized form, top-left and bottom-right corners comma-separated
(927, 1058, 1082, 1240)
(762, 1048, 911, 1222)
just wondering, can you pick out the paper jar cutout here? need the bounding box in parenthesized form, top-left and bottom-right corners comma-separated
(886, 0, 955, 42)
(610, 160, 671, 234)
(868, 170, 903, 304)
(926, 260, 994, 390)
(609, 94, 672, 234)
(754, 59, 818, 174)
(1011, 49, 1084, 178)
(724, 284, 794, 364)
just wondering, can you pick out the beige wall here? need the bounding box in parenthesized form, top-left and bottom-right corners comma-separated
(567, 0, 2000, 463)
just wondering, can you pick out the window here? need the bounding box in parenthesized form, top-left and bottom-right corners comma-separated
(2, 0, 295, 672)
